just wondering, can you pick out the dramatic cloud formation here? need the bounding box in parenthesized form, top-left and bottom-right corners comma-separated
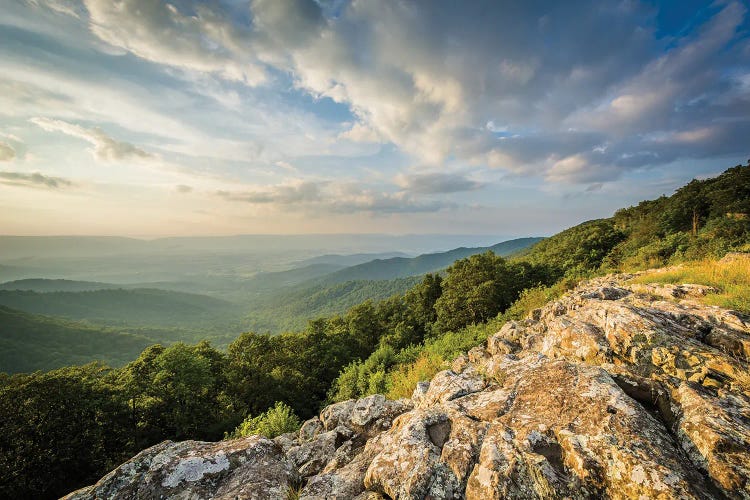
(62, 0, 749, 184)
(30, 117, 153, 162)
(0, 171, 73, 188)
(1, 0, 749, 235)
(0, 142, 15, 161)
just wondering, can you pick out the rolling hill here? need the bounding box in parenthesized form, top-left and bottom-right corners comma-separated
(0, 305, 154, 373)
(319, 237, 543, 283)
(0, 288, 243, 328)
(0, 278, 119, 292)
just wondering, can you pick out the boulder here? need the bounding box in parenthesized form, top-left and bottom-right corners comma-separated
(63, 436, 299, 500)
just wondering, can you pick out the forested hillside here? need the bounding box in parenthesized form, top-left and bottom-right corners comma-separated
(1, 165, 748, 499)
(0, 279, 118, 292)
(518, 164, 750, 276)
(0, 306, 153, 373)
(320, 237, 542, 283)
(0, 288, 242, 328)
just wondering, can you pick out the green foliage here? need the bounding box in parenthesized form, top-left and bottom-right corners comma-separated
(0, 288, 241, 329)
(0, 363, 130, 499)
(434, 252, 550, 333)
(520, 165, 750, 273)
(327, 345, 397, 402)
(226, 401, 301, 439)
(243, 277, 422, 333)
(520, 219, 626, 277)
(320, 237, 543, 283)
(0, 305, 153, 373)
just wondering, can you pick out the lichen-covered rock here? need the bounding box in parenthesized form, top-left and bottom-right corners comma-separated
(287, 427, 352, 477)
(66, 273, 750, 499)
(417, 368, 486, 408)
(63, 436, 299, 500)
(299, 417, 323, 442)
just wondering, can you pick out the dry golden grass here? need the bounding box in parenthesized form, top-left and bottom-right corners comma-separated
(631, 258, 750, 315)
(386, 353, 446, 400)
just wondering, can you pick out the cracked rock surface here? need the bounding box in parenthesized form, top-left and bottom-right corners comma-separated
(65, 274, 750, 499)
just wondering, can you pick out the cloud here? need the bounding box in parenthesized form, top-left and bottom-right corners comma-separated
(0, 171, 72, 188)
(175, 184, 193, 193)
(216, 179, 453, 214)
(81, 0, 266, 84)
(395, 172, 485, 194)
(216, 180, 323, 204)
(274, 0, 750, 182)
(0, 142, 16, 161)
(7, 0, 750, 194)
(30, 117, 153, 162)
(26, 0, 83, 18)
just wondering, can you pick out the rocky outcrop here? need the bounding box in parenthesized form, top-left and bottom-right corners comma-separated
(63, 436, 300, 500)
(65, 274, 750, 499)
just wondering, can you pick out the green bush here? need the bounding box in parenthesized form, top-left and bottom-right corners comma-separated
(226, 401, 300, 439)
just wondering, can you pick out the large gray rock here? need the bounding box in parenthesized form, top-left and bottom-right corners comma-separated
(63, 436, 299, 500)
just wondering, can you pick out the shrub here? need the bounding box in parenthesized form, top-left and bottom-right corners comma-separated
(386, 353, 446, 400)
(226, 401, 300, 439)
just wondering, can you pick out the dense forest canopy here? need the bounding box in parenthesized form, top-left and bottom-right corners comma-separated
(1, 164, 749, 499)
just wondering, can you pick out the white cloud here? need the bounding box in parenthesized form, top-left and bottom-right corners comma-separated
(30, 117, 153, 162)
(395, 172, 485, 194)
(0, 142, 16, 161)
(0, 171, 73, 188)
(216, 179, 453, 214)
(217, 180, 323, 204)
(82, 0, 266, 84)
(3, 0, 750, 204)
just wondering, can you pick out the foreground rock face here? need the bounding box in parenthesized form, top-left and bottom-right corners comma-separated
(66, 274, 750, 499)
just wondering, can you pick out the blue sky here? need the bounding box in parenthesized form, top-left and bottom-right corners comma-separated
(0, 0, 748, 237)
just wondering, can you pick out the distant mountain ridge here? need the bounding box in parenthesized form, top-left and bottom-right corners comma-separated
(319, 237, 544, 283)
(0, 278, 118, 292)
(292, 251, 412, 268)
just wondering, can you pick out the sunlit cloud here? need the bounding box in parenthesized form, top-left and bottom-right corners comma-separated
(0, 171, 73, 188)
(30, 117, 153, 162)
(0, 142, 15, 162)
(1, 0, 748, 235)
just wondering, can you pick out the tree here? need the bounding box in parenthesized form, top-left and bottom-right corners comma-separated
(434, 252, 519, 333)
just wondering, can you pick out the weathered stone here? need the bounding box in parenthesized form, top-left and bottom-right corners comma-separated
(273, 432, 298, 454)
(348, 394, 412, 437)
(299, 417, 323, 442)
(320, 399, 357, 431)
(63, 436, 299, 500)
(452, 354, 470, 373)
(412, 380, 430, 405)
(364, 409, 463, 499)
(287, 427, 351, 477)
(417, 368, 486, 408)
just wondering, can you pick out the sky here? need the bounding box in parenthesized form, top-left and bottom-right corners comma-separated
(0, 0, 748, 238)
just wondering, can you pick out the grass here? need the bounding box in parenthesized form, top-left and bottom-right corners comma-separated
(630, 258, 750, 314)
(383, 279, 579, 400)
(286, 483, 303, 500)
(386, 352, 446, 400)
